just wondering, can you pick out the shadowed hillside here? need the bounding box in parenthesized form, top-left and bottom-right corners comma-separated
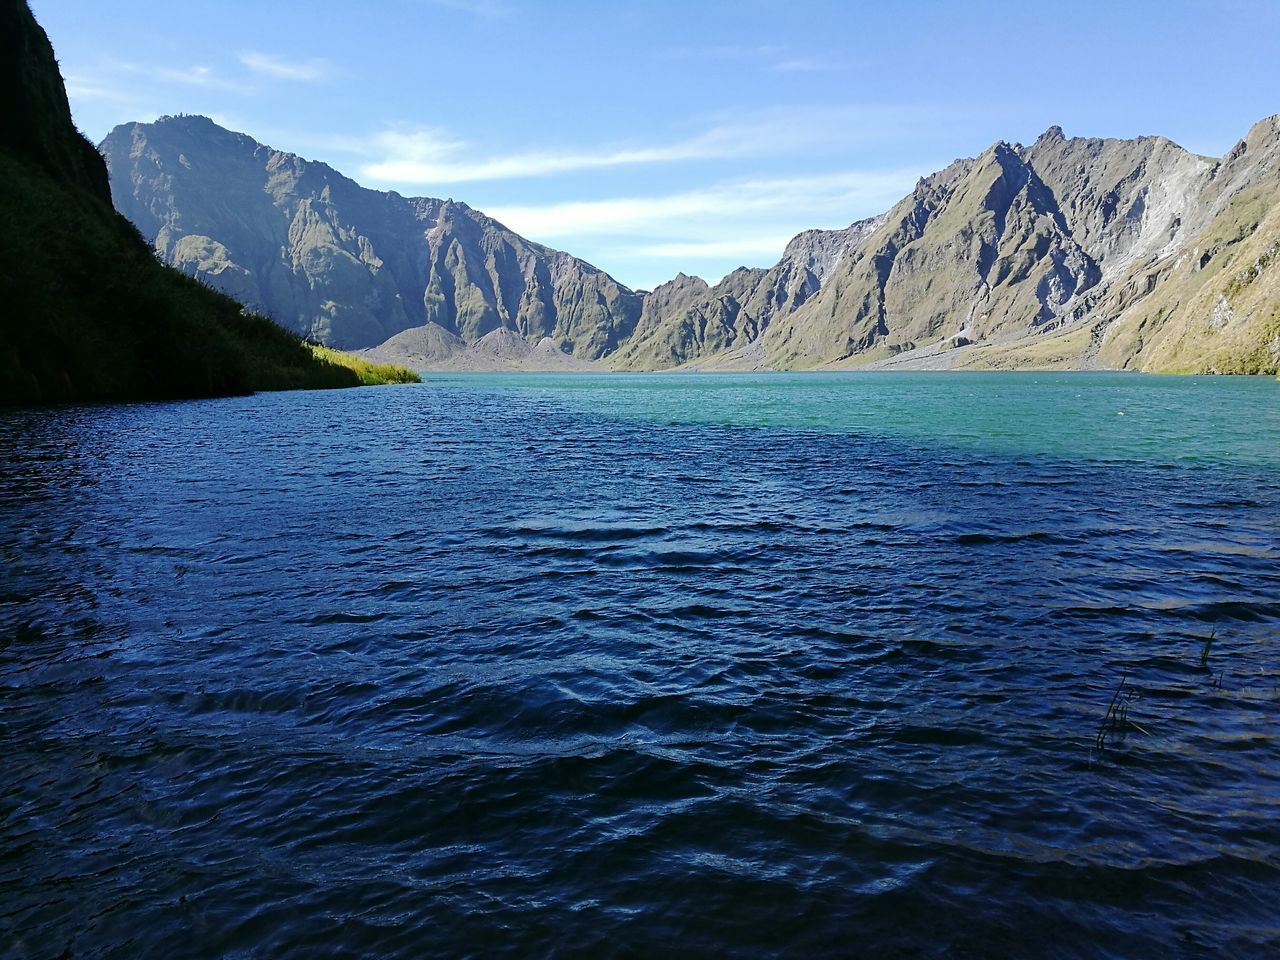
(0, 0, 416, 404)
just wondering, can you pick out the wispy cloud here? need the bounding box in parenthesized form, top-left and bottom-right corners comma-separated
(626, 236, 799, 259)
(483, 169, 919, 241)
(64, 57, 250, 107)
(664, 43, 786, 61)
(360, 107, 910, 185)
(363, 125, 759, 184)
(239, 52, 331, 83)
(664, 44, 841, 75)
(153, 64, 251, 93)
(63, 72, 143, 105)
(474, 166, 926, 287)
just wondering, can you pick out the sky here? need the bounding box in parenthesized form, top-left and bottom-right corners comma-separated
(32, 0, 1280, 291)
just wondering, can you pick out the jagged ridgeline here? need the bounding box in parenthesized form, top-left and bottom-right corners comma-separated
(624, 121, 1280, 374)
(104, 112, 1280, 374)
(0, 0, 416, 404)
(101, 116, 644, 356)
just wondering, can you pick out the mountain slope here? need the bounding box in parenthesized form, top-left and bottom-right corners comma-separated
(102, 117, 643, 355)
(754, 120, 1280, 373)
(930, 117, 1280, 374)
(0, 0, 414, 405)
(99, 107, 1280, 375)
(607, 219, 883, 370)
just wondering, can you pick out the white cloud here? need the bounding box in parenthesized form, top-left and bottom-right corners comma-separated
(239, 52, 331, 83)
(63, 73, 140, 105)
(664, 43, 786, 61)
(483, 169, 920, 239)
(362, 126, 746, 184)
(467, 165, 924, 287)
(63, 58, 250, 106)
(153, 64, 250, 93)
(664, 45, 841, 74)
(626, 236, 799, 259)
(360, 108, 909, 186)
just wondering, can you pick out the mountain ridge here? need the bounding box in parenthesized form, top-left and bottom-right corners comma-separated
(102, 113, 1280, 375)
(102, 115, 643, 355)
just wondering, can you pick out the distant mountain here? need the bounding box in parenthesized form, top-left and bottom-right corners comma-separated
(102, 112, 1280, 375)
(0, 0, 404, 404)
(358, 323, 603, 373)
(102, 117, 643, 355)
(608, 219, 882, 370)
(755, 120, 1280, 374)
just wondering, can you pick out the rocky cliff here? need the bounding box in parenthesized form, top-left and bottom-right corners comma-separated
(102, 116, 643, 354)
(757, 120, 1280, 374)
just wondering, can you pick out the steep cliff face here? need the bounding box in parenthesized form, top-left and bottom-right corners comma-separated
(0, 0, 384, 404)
(937, 117, 1280, 374)
(102, 116, 642, 354)
(748, 119, 1280, 374)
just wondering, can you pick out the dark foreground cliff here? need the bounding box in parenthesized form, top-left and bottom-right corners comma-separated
(0, 0, 416, 405)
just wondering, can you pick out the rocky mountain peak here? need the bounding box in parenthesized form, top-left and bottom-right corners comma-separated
(102, 117, 643, 353)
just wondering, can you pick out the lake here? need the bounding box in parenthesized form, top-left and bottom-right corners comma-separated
(2, 372, 1278, 958)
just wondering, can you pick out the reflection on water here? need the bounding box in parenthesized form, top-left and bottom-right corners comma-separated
(1, 374, 1278, 958)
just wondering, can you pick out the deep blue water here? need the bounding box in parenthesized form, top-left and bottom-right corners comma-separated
(2, 373, 1278, 958)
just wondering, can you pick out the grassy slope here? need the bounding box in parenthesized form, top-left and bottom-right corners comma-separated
(306, 344, 421, 385)
(936, 188, 1280, 375)
(0, 153, 418, 404)
(1096, 186, 1280, 374)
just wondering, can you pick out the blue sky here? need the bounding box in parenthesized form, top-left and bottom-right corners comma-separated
(32, 0, 1280, 291)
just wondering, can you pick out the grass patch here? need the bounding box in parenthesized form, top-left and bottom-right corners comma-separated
(305, 344, 420, 386)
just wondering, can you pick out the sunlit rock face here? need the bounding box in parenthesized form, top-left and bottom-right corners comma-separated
(102, 115, 643, 355)
(105, 114, 1280, 373)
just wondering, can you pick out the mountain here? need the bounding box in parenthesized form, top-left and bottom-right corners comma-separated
(358, 323, 603, 372)
(101, 116, 643, 355)
(754, 120, 1280, 374)
(0, 0, 415, 404)
(608, 219, 883, 370)
(101, 110, 1280, 375)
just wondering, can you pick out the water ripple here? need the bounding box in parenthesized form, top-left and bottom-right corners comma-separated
(1, 374, 1278, 958)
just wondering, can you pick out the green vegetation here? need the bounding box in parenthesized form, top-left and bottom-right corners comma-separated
(1199, 631, 1216, 670)
(306, 344, 421, 385)
(1094, 671, 1152, 756)
(0, 153, 416, 403)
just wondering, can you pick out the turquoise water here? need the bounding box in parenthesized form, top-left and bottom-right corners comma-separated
(2, 372, 1278, 958)
(431, 371, 1280, 468)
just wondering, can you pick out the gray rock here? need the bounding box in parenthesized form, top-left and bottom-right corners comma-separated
(101, 116, 642, 355)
